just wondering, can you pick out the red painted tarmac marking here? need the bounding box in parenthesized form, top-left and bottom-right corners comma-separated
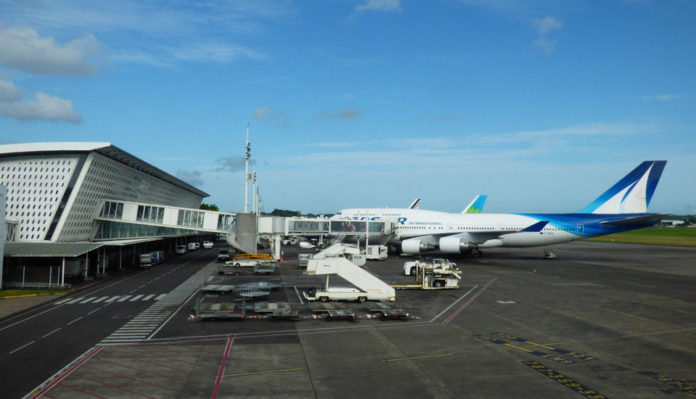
(58, 383, 107, 399)
(441, 277, 498, 326)
(115, 346, 200, 365)
(95, 358, 185, 382)
(111, 356, 190, 372)
(211, 337, 234, 399)
(83, 365, 176, 392)
(80, 376, 157, 399)
(31, 346, 103, 399)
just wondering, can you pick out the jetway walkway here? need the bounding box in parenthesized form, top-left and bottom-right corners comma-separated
(283, 217, 393, 236)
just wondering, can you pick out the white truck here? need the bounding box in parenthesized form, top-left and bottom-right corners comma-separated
(303, 257, 396, 302)
(365, 245, 388, 260)
(140, 250, 164, 268)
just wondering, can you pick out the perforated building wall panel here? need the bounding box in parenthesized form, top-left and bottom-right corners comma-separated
(55, 152, 204, 242)
(0, 156, 80, 241)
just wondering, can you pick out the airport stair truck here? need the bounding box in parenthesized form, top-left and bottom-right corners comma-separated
(313, 243, 366, 267)
(303, 257, 396, 302)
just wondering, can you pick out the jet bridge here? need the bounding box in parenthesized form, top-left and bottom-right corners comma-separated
(284, 218, 393, 236)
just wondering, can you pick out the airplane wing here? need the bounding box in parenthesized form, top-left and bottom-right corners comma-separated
(408, 198, 422, 209)
(599, 213, 667, 227)
(462, 195, 487, 214)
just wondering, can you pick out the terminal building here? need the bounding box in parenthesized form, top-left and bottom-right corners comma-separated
(0, 142, 235, 289)
(0, 142, 393, 290)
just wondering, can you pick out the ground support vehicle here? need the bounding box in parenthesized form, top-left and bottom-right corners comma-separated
(188, 242, 198, 251)
(403, 258, 458, 276)
(203, 241, 214, 249)
(365, 245, 388, 260)
(394, 260, 461, 290)
(253, 302, 300, 320)
(217, 248, 231, 262)
(364, 302, 411, 320)
(201, 280, 281, 294)
(238, 284, 271, 299)
(227, 253, 274, 268)
(303, 257, 396, 302)
(189, 299, 245, 321)
(310, 302, 356, 321)
(175, 244, 187, 255)
(140, 250, 164, 268)
(297, 253, 313, 269)
(544, 249, 557, 259)
(253, 261, 277, 274)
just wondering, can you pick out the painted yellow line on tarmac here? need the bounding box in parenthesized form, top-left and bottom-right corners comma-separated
(225, 367, 304, 377)
(504, 343, 533, 353)
(385, 353, 453, 362)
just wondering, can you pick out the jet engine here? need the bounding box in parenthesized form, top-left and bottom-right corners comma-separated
(438, 236, 473, 254)
(401, 238, 436, 254)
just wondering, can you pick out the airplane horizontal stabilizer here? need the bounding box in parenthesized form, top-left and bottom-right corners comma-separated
(521, 221, 548, 232)
(599, 214, 668, 227)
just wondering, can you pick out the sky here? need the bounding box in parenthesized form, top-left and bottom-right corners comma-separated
(1, 0, 695, 215)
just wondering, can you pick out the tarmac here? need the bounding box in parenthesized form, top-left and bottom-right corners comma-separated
(18, 241, 696, 398)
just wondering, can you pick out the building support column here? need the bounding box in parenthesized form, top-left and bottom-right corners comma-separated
(61, 257, 65, 287)
(119, 247, 123, 270)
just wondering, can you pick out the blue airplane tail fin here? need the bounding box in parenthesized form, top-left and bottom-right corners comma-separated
(580, 161, 666, 214)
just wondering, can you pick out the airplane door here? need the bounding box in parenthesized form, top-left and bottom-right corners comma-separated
(576, 224, 584, 233)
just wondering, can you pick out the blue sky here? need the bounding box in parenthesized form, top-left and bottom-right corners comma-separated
(1, 0, 694, 215)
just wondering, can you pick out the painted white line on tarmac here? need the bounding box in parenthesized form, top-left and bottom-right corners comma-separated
(294, 286, 304, 304)
(117, 295, 132, 302)
(79, 297, 96, 304)
(430, 285, 479, 323)
(67, 297, 86, 304)
(87, 307, 102, 315)
(130, 294, 144, 301)
(54, 297, 73, 305)
(66, 316, 83, 325)
(105, 296, 120, 303)
(42, 327, 62, 338)
(142, 294, 155, 301)
(9, 340, 35, 354)
(155, 294, 167, 300)
(92, 296, 109, 303)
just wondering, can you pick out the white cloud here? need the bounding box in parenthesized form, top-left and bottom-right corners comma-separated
(0, 24, 99, 76)
(253, 105, 288, 127)
(0, 79, 20, 101)
(176, 169, 203, 186)
(355, 0, 402, 12)
(0, 91, 82, 123)
(168, 43, 269, 63)
(317, 109, 362, 119)
(216, 156, 246, 172)
(531, 16, 562, 54)
(533, 16, 562, 36)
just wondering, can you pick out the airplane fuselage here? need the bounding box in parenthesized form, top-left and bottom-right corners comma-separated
(336, 208, 658, 249)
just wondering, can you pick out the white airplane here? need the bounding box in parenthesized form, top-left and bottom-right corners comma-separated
(335, 161, 667, 256)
